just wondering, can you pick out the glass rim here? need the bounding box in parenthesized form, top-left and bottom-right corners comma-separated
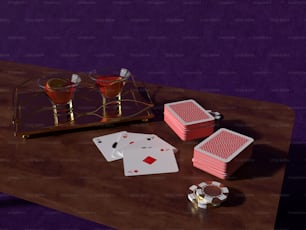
(37, 73, 82, 90)
(89, 75, 129, 84)
(89, 68, 131, 82)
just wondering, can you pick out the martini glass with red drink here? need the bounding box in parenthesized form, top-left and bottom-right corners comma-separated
(37, 72, 81, 125)
(89, 68, 130, 118)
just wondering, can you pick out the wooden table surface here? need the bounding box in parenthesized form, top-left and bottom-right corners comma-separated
(0, 61, 295, 229)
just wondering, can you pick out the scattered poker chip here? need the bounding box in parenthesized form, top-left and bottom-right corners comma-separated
(187, 181, 229, 209)
(214, 115, 222, 120)
(207, 110, 224, 121)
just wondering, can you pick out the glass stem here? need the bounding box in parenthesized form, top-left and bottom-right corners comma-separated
(117, 93, 122, 116)
(51, 100, 74, 125)
(67, 100, 74, 122)
(102, 96, 107, 117)
(52, 103, 59, 126)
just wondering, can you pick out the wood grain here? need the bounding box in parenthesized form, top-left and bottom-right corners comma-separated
(0, 61, 294, 229)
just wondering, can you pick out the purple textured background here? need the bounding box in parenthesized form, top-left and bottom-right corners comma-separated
(0, 1, 305, 229)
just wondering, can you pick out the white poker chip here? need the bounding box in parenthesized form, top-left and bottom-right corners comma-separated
(215, 115, 222, 120)
(197, 181, 229, 205)
(207, 111, 223, 120)
(188, 184, 199, 203)
(187, 181, 229, 209)
(188, 193, 197, 202)
(197, 200, 207, 209)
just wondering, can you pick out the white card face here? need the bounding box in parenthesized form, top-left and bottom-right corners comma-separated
(118, 134, 178, 156)
(123, 147, 179, 176)
(112, 132, 155, 159)
(92, 131, 126, 162)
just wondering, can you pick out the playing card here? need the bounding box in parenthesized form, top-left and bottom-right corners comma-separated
(118, 134, 178, 156)
(192, 128, 254, 179)
(194, 128, 254, 163)
(112, 132, 155, 159)
(123, 147, 179, 176)
(193, 160, 227, 179)
(164, 99, 216, 141)
(92, 131, 126, 162)
(164, 115, 215, 141)
(193, 146, 253, 171)
(164, 99, 215, 129)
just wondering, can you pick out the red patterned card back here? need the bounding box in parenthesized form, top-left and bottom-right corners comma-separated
(165, 99, 214, 126)
(194, 128, 254, 163)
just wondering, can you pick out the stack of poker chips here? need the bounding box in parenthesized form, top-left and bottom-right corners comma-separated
(192, 128, 254, 179)
(164, 99, 217, 141)
(188, 181, 229, 209)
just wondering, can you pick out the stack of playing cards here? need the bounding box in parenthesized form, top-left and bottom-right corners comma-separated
(92, 131, 179, 176)
(192, 128, 254, 179)
(164, 99, 216, 141)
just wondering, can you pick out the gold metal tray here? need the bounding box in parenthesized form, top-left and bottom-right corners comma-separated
(12, 74, 154, 138)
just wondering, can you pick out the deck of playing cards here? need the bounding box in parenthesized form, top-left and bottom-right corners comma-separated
(192, 128, 254, 179)
(164, 99, 215, 141)
(92, 131, 179, 176)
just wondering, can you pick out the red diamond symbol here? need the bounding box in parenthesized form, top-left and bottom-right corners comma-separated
(143, 156, 157, 165)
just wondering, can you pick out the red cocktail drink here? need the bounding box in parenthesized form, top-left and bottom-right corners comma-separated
(44, 78, 76, 105)
(96, 75, 125, 98)
(89, 68, 131, 118)
(37, 73, 81, 124)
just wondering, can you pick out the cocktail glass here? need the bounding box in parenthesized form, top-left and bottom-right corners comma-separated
(89, 68, 130, 118)
(37, 72, 81, 125)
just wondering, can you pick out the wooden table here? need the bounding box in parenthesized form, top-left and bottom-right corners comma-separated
(0, 61, 294, 229)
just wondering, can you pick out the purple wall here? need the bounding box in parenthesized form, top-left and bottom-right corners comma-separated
(0, 0, 305, 142)
(0, 1, 305, 228)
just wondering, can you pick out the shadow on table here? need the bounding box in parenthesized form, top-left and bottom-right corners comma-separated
(222, 187, 246, 207)
(187, 187, 245, 222)
(220, 119, 262, 140)
(229, 144, 287, 180)
(275, 144, 306, 229)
